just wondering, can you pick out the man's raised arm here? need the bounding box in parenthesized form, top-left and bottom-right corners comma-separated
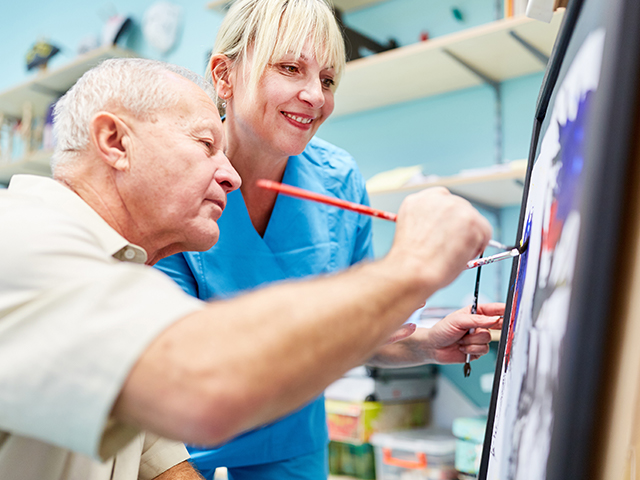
(113, 187, 491, 446)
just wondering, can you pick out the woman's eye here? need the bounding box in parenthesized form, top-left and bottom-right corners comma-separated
(322, 77, 335, 89)
(282, 64, 298, 73)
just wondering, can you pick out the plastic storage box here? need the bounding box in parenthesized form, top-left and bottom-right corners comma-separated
(370, 428, 457, 480)
(326, 399, 429, 445)
(452, 416, 487, 476)
(328, 441, 376, 479)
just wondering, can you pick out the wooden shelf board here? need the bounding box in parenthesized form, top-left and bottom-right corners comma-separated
(206, 0, 385, 12)
(0, 46, 137, 119)
(332, 0, 386, 11)
(205, 0, 230, 10)
(0, 150, 52, 185)
(333, 11, 564, 117)
(368, 161, 527, 212)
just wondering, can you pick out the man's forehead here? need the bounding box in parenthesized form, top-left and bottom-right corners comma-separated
(190, 116, 222, 133)
(166, 71, 217, 104)
(173, 87, 221, 123)
(145, 71, 222, 134)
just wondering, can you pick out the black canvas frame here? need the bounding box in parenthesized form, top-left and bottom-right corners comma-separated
(478, 0, 640, 478)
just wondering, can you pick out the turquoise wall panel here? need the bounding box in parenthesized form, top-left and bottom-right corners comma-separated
(318, 84, 498, 181)
(502, 72, 545, 162)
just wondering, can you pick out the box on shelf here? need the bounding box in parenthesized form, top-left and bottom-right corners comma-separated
(326, 364, 437, 403)
(370, 428, 457, 480)
(328, 441, 376, 479)
(326, 399, 430, 445)
(452, 417, 487, 476)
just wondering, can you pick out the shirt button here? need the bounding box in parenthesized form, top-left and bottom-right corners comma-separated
(124, 248, 136, 260)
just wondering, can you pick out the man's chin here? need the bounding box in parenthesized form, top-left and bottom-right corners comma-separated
(177, 220, 220, 251)
(193, 238, 219, 252)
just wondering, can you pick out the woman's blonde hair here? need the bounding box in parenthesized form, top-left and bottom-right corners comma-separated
(209, 0, 346, 109)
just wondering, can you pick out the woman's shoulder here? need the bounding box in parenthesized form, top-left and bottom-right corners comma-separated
(303, 136, 359, 173)
(300, 137, 366, 199)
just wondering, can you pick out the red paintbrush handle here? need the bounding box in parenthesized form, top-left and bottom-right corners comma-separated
(256, 179, 397, 222)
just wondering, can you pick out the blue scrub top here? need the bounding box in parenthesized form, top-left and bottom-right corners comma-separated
(155, 137, 373, 467)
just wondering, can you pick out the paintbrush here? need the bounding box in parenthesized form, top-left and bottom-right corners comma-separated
(257, 179, 516, 257)
(464, 253, 483, 377)
(463, 238, 528, 376)
(256, 179, 397, 221)
(467, 237, 529, 269)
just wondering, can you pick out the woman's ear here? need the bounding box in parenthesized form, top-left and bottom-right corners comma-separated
(210, 54, 233, 99)
(90, 112, 130, 171)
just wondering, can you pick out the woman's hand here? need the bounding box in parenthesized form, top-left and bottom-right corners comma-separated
(367, 303, 504, 367)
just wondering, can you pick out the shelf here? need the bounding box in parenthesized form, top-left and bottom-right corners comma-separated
(0, 150, 52, 185)
(329, 0, 386, 11)
(0, 46, 138, 119)
(367, 160, 527, 212)
(333, 10, 564, 117)
(0, 46, 138, 185)
(206, 0, 385, 13)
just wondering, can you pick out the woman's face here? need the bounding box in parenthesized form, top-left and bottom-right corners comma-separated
(228, 43, 336, 158)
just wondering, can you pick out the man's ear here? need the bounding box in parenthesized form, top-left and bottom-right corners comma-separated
(90, 112, 131, 171)
(210, 54, 234, 100)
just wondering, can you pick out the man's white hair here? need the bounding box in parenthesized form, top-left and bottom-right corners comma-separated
(52, 58, 217, 174)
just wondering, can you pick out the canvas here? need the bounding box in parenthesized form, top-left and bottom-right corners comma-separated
(478, 0, 640, 477)
(484, 30, 604, 480)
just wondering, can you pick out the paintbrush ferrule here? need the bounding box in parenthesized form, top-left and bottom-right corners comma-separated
(466, 248, 520, 270)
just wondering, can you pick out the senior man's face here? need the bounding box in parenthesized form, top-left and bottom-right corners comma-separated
(125, 74, 241, 257)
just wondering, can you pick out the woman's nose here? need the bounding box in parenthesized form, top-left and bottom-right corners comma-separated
(299, 78, 325, 108)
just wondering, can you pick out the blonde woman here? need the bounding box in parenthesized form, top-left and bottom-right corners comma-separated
(155, 0, 504, 478)
(157, 2, 359, 478)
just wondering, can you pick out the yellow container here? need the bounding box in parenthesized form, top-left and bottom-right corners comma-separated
(325, 399, 429, 445)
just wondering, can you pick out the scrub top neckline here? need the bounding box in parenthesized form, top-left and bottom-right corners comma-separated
(235, 158, 295, 245)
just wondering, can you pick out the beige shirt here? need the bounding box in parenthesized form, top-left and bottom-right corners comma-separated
(0, 175, 206, 480)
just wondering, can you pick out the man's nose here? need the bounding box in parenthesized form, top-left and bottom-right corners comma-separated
(215, 154, 242, 192)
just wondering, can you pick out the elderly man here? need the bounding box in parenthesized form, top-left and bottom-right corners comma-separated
(0, 58, 500, 480)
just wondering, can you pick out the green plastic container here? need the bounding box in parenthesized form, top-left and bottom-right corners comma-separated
(328, 441, 376, 479)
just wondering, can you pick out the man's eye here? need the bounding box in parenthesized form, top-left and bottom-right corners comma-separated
(201, 140, 213, 149)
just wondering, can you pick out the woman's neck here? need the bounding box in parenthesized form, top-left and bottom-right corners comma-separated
(226, 133, 290, 237)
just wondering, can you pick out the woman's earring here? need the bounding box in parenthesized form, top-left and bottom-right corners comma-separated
(221, 100, 227, 109)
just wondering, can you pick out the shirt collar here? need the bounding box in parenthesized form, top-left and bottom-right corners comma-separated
(8, 175, 148, 264)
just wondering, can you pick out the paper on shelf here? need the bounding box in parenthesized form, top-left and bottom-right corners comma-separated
(526, 0, 554, 22)
(366, 165, 425, 192)
(458, 159, 527, 178)
(404, 172, 440, 187)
